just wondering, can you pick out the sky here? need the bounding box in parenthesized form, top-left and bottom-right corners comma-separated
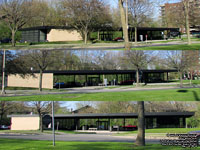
(108, 0, 182, 19)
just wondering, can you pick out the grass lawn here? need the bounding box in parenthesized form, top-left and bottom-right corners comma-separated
(1, 88, 200, 101)
(132, 43, 200, 50)
(1, 87, 67, 92)
(118, 128, 200, 135)
(0, 130, 54, 134)
(0, 130, 94, 135)
(0, 139, 197, 150)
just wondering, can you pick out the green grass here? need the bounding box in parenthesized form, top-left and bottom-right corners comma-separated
(1, 88, 200, 101)
(119, 128, 200, 135)
(4, 87, 38, 90)
(132, 43, 200, 50)
(0, 130, 53, 134)
(0, 130, 94, 135)
(0, 87, 67, 92)
(0, 139, 197, 150)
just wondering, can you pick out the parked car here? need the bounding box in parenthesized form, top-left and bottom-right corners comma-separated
(120, 80, 135, 85)
(122, 125, 137, 131)
(53, 82, 66, 88)
(0, 125, 10, 130)
(0, 38, 11, 44)
(65, 82, 82, 88)
(113, 37, 124, 42)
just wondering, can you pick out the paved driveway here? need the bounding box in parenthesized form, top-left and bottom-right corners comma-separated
(0, 133, 160, 144)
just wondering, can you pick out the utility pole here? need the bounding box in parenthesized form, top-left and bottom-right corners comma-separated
(52, 101, 55, 146)
(1, 50, 6, 95)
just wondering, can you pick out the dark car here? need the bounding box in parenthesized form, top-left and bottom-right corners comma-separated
(122, 125, 137, 131)
(65, 82, 82, 88)
(0, 125, 10, 130)
(0, 38, 11, 44)
(113, 37, 124, 42)
(53, 82, 66, 88)
(120, 80, 135, 85)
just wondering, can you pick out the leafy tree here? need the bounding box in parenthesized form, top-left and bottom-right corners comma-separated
(27, 0, 63, 27)
(0, 101, 13, 125)
(0, 50, 30, 76)
(0, 22, 11, 40)
(0, 0, 34, 46)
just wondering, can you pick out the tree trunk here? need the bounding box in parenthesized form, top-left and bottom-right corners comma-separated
(135, 27, 138, 45)
(39, 114, 43, 132)
(84, 30, 88, 44)
(11, 30, 16, 47)
(98, 31, 100, 41)
(179, 71, 183, 88)
(184, 1, 191, 45)
(0, 113, 3, 125)
(136, 68, 139, 87)
(119, 0, 130, 50)
(39, 69, 43, 92)
(136, 101, 145, 146)
(190, 71, 193, 86)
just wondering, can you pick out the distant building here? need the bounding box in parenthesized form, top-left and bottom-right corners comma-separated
(8, 112, 195, 131)
(72, 105, 97, 114)
(161, 1, 200, 33)
(20, 26, 82, 43)
(7, 69, 178, 89)
(20, 26, 180, 43)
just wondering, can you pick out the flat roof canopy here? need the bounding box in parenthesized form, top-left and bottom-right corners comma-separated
(52, 112, 195, 119)
(32, 70, 178, 76)
(8, 112, 194, 119)
(20, 26, 180, 32)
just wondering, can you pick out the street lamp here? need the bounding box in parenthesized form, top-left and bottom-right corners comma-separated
(1, 50, 6, 95)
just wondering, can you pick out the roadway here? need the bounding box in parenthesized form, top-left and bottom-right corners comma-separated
(0, 133, 160, 144)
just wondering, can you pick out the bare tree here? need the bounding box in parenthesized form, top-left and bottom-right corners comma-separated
(60, 0, 109, 44)
(29, 101, 51, 132)
(182, 50, 200, 85)
(182, 0, 191, 45)
(136, 101, 145, 146)
(166, 50, 188, 87)
(0, 101, 13, 125)
(0, 0, 34, 46)
(118, 0, 130, 50)
(123, 50, 155, 87)
(23, 50, 54, 92)
(129, 0, 153, 44)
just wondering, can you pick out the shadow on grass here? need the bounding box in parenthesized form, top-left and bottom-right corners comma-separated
(192, 91, 200, 101)
(177, 90, 188, 93)
(177, 89, 200, 101)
